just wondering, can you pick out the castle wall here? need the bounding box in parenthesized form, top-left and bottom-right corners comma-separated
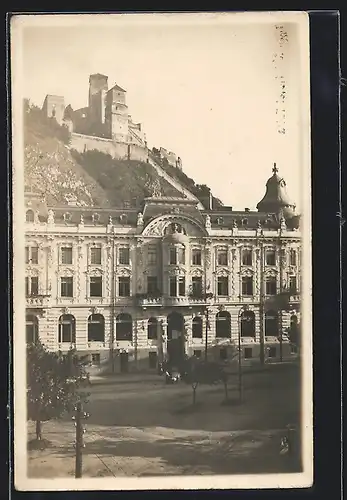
(70, 133, 149, 162)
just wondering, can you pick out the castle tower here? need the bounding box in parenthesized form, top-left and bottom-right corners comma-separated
(105, 83, 129, 143)
(42, 95, 65, 125)
(88, 73, 108, 127)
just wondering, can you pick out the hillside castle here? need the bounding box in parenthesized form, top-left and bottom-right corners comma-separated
(42, 73, 182, 168)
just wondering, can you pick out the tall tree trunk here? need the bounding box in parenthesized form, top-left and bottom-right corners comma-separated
(36, 419, 42, 441)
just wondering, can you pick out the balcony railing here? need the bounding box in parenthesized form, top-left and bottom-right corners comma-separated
(26, 294, 51, 307)
(136, 292, 214, 308)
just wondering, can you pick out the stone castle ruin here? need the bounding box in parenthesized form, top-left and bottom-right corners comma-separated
(42, 73, 182, 166)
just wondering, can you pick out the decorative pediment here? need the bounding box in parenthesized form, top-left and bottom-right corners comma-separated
(190, 267, 203, 277)
(142, 214, 207, 238)
(117, 267, 131, 276)
(26, 266, 40, 276)
(216, 267, 230, 277)
(168, 266, 186, 276)
(59, 267, 75, 276)
(264, 268, 278, 277)
(88, 267, 104, 276)
(240, 267, 254, 277)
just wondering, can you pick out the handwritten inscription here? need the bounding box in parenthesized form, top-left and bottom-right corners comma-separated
(273, 25, 289, 134)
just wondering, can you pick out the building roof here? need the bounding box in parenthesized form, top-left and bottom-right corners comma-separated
(256, 164, 296, 218)
(45, 206, 138, 226)
(108, 83, 126, 93)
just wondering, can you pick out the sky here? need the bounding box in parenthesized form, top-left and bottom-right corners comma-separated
(15, 13, 310, 210)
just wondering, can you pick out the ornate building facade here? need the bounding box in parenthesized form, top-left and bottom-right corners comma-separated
(25, 166, 301, 373)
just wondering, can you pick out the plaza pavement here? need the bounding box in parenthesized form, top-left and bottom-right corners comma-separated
(27, 363, 301, 478)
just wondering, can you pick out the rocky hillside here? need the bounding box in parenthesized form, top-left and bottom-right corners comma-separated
(24, 101, 185, 208)
(24, 99, 219, 209)
(24, 102, 111, 207)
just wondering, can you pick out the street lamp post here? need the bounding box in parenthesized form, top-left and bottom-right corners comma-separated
(237, 306, 247, 403)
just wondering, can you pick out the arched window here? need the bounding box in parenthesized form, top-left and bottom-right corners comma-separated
(26, 210, 35, 223)
(240, 310, 255, 338)
(88, 314, 105, 342)
(116, 313, 132, 341)
(265, 310, 279, 336)
(58, 314, 76, 344)
(192, 316, 203, 338)
(26, 315, 38, 344)
(147, 317, 158, 340)
(215, 311, 231, 338)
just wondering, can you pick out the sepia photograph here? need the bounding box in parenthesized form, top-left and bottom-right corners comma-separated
(11, 11, 312, 490)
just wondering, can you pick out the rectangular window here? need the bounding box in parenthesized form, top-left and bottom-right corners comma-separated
(147, 276, 158, 294)
(220, 347, 228, 360)
(265, 277, 277, 296)
(191, 276, 202, 296)
(90, 247, 102, 265)
(90, 276, 102, 297)
(192, 249, 202, 266)
(118, 277, 130, 297)
(61, 247, 73, 265)
(268, 347, 276, 358)
(169, 247, 177, 265)
(177, 247, 185, 265)
(242, 276, 253, 296)
(169, 277, 177, 297)
(119, 247, 130, 265)
(30, 276, 39, 296)
(266, 250, 276, 266)
(31, 247, 38, 264)
(242, 249, 252, 266)
(289, 249, 297, 266)
(147, 245, 157, 265)
(178, 277, 185, 296)
(289, 276, 297, 293)
(194, 350, 202, 358)
(149, 352, 157, 369)
(244, 347, 253, 359)
(25, 246, 38, 264)
(217, 276, 229, 296)
(61, 277, 73, 297)
(217, 249, 228, 266)
(25, 276, 39, 296)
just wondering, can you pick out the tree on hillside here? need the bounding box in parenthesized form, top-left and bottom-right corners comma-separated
(27, 341, 90, 445)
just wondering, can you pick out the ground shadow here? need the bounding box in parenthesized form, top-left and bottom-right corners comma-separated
(64, 363, 301, 433)
(46, 430, 302, 476)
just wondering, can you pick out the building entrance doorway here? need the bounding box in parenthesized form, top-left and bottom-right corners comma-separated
(120, 352, 129, 373)
(167, 312, 185, 368)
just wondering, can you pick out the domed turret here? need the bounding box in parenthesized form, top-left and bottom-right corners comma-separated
(256, 163, 296, 219)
